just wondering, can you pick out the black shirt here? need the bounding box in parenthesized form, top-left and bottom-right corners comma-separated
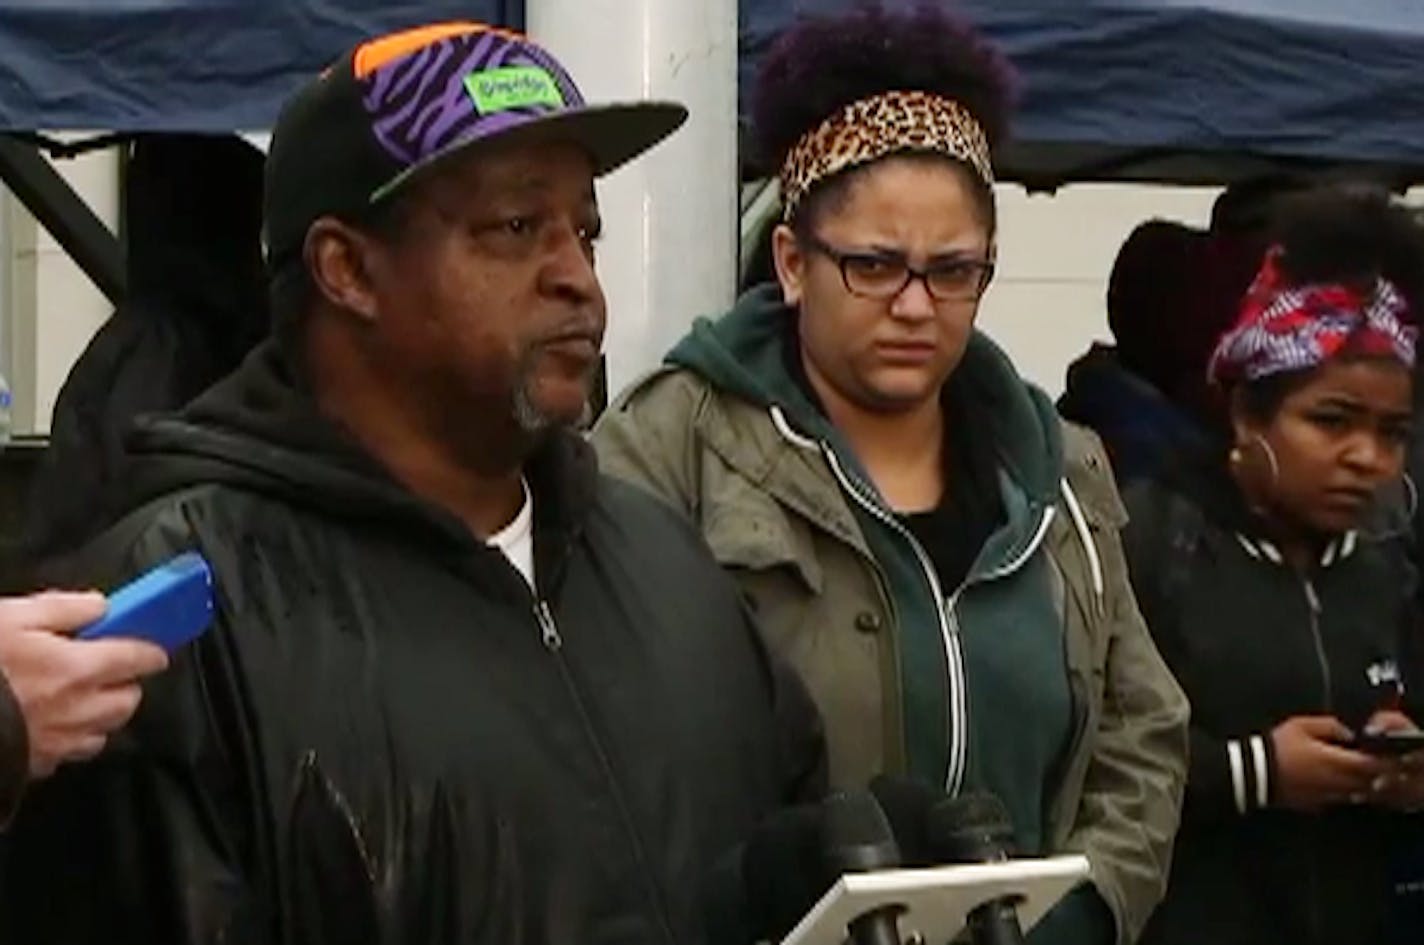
(900, 381, 1004, 592)
(783, 333, 1003, 591)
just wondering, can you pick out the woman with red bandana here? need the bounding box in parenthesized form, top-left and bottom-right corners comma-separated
(1125, 185, 1424, 945)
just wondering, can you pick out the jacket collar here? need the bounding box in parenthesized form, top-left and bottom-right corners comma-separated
(1167, 444, 1367, 573)
(1233, 530, 1359, 569)
(123, 341, 600, 569)
(668, 287, 1063, 505)
(667, 287, 1066, 579)
(694, 387, 872, 559)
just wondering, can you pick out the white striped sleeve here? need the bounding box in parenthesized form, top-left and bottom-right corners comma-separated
(1250, 735, 1270, 809)
(1227, 739, 1248, 815)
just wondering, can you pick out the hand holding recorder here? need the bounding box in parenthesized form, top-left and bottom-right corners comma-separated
(1, 553, 213, 778)
(0, 590, 166, 778)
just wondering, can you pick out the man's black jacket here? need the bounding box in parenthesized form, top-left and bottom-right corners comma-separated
(0, 344, 826, 944)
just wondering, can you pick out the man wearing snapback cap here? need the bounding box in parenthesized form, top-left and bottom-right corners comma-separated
(0, 22, 824, 944)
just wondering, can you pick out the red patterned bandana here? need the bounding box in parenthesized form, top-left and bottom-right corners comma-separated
(1207, 246, 1417, 385)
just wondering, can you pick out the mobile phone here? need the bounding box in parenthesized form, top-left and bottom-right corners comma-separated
(1354, 730, 1424, 757)
(77, 552, 216, 652)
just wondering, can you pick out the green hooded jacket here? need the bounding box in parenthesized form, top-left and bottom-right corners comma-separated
(593, 286, 1189, 944)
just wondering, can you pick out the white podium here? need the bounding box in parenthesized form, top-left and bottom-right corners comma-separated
(781, 854, 1091, 945)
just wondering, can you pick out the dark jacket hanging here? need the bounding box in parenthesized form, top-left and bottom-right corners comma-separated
(23, 133, 268, 559)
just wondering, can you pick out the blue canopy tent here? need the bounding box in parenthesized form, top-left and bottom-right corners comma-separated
(2, 0, 1421, 171)
(0, 1, 521, 303)
(0, 1, 522, 132)
(740, 0, 1424, 188)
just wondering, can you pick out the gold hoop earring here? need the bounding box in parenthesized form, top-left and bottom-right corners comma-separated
(1251, 435, 1280, 488)
(1231, 435, 1281, 489)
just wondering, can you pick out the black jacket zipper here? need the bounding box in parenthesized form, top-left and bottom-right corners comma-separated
(1301, 577, 1332, 712)
(1299, 575, 1328, 943)
(534, 600, 678, 942)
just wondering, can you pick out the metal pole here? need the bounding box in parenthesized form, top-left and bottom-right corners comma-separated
(527, 0, 738, 399)
(0, 135, 125, 307)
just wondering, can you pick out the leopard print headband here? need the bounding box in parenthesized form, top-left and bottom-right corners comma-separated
(779, 90, 994, 220)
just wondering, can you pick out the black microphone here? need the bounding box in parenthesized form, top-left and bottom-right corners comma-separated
(821, 791, 907, 945)
(927, 793, 1027, 945)
(868, 774, 942, 866)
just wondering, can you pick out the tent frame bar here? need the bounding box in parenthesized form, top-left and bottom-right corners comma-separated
(0, 134, 125, 306)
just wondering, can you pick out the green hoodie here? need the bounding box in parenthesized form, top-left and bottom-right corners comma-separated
(662, 285, 1073, 855)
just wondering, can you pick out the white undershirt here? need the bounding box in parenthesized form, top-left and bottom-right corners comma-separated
(487, 478, 535, 589)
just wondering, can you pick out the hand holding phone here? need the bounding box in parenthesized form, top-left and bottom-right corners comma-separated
(1353, 730, 1424, 757)
(0, 591, 169, 776)
(1270, 716, 1389, 812)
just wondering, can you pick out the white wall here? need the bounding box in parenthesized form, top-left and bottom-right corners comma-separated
(0, 138, 120, 436)
(980, 183, 1218, 398)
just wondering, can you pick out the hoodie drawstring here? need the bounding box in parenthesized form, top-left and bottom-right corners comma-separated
(1060, 478, 1106, 616)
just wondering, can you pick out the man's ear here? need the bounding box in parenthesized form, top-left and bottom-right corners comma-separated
(771, 223, 807, 308)
(304, 218, 381, 323)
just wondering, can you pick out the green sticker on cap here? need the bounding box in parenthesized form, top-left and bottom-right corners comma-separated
(465, 66, 565, 114)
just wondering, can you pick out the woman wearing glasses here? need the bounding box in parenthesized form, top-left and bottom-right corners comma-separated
(594, 5, 1188, 942)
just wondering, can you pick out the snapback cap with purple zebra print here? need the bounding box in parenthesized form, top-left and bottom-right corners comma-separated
(263, 21, 688, 273)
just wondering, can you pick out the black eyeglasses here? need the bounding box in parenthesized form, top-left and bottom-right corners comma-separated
(801, 233, 995, 302)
